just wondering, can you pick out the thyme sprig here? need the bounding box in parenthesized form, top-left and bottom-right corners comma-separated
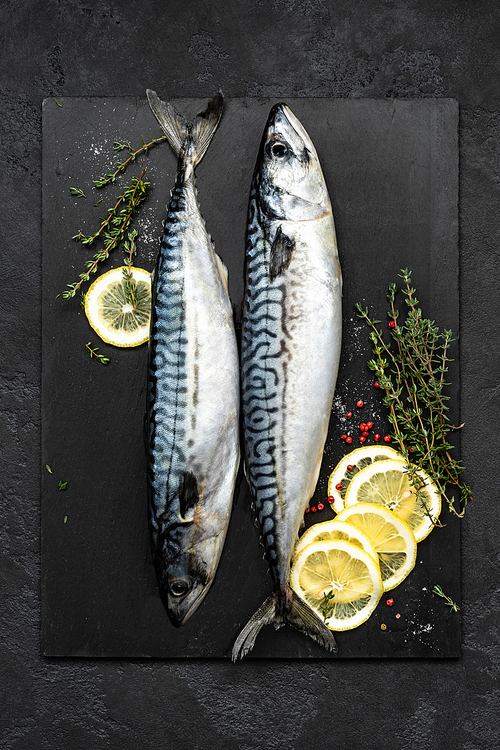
(63, 169, 148, 298)
(122, 229, 138, 308)
(86, 342, 109, 365)
(93, 135, 167, 188)
(355, 269, 471, 518)
(320, 590, 336, 621)
(433, 585, 460, 612)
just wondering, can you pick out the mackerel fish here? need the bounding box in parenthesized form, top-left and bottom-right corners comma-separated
(233, 104, 342, 659)
(146, 91, 240, 626)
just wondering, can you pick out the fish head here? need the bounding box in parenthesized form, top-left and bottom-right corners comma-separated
(256, 103, 331, 222)
(155, 517, 225, 627)
(161, 554, 213, 627)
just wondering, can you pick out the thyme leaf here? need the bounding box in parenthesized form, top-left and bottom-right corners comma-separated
(86, 342, 110, 365)
(433, 585, 460, 612)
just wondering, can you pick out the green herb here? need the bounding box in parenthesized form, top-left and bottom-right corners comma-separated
(55, 99, 63, 107)
(58, 480, 68, 491)
(64, 515, 68, 523)
(63, 169, 148, 298)
(93, 135, 167, 188)
(45, 464, 53, 474)
(122, 229, 138, 308)
(93, 198, 103, 207)
(86, 342, 110, 365)
(356, 269, 471, 518)
(70, 187, 86, 198)
(319, 590, 336, 621)
(433, 585, 460, 612)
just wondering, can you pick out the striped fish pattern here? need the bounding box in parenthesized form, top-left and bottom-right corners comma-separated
(233, 103, 342, 659)
(146, 91, 240, 627)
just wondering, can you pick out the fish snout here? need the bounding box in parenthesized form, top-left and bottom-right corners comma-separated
(163, 575, 212, 627)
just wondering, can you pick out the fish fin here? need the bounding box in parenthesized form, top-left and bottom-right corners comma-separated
(178, 471, 199, 521)
(269, 225, 295, 281)
(232, 587, 337, 661)
(146, 89, 223, 167)
(286, 589, 338, 654)
(190, 90, 224, 166)
(146, 89, 189, 157)
(215, 253, 229, 294)
(231, 595, 276, 661)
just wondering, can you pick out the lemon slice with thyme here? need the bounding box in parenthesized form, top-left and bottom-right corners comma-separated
(344, 459, 441, 542)
(327, 444, 403, 513)
(290, 539, 383, 631)
(84, 267, 151, 347)
(294, 519, 378, 563)
(335, 503, 417, 591)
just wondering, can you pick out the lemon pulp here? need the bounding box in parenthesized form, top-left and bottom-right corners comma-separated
(344, 459, 441, 542)
(291, 539, 383, 631)
(335, 503, 417, 592)
(84, 266, 152, 347)
(327, 444, 403, 512)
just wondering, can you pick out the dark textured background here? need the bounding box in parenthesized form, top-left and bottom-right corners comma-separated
(1, 1, 499, 747)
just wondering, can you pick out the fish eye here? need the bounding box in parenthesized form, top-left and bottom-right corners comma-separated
(268, 141, 289, 159)
(169, 578, 191, 597)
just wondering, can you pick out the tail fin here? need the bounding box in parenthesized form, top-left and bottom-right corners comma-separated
(231, 586, 338, 661)
(146, 89, 223, 166)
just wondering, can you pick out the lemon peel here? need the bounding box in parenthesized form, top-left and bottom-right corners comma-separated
(84, 266, 151, 347)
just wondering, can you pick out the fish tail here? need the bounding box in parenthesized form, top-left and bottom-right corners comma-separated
(146, 89, 223, 166)
(231, 586, 337, 661)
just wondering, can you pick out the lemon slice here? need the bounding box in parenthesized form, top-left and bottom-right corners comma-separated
(84, 267, 152, 347)
(294, 519, 378, 563)
(335, 503, 417, 591)
(344, 459, 441, 542)
(290, 539, 383, 631)
(327, 445, 403, 513)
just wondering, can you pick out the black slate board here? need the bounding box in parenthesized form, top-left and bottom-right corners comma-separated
(42, 97, 460, 658)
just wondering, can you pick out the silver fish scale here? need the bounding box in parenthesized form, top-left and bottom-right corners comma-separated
(241, 189, 285, 579)
(148, 179, 189, 542)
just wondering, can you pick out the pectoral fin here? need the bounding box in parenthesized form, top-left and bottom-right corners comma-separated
(270, 225, 295, 281)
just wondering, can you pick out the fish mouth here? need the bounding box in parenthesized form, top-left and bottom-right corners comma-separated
(165, 578, 213, 627)
(265, 103, 318, 160)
